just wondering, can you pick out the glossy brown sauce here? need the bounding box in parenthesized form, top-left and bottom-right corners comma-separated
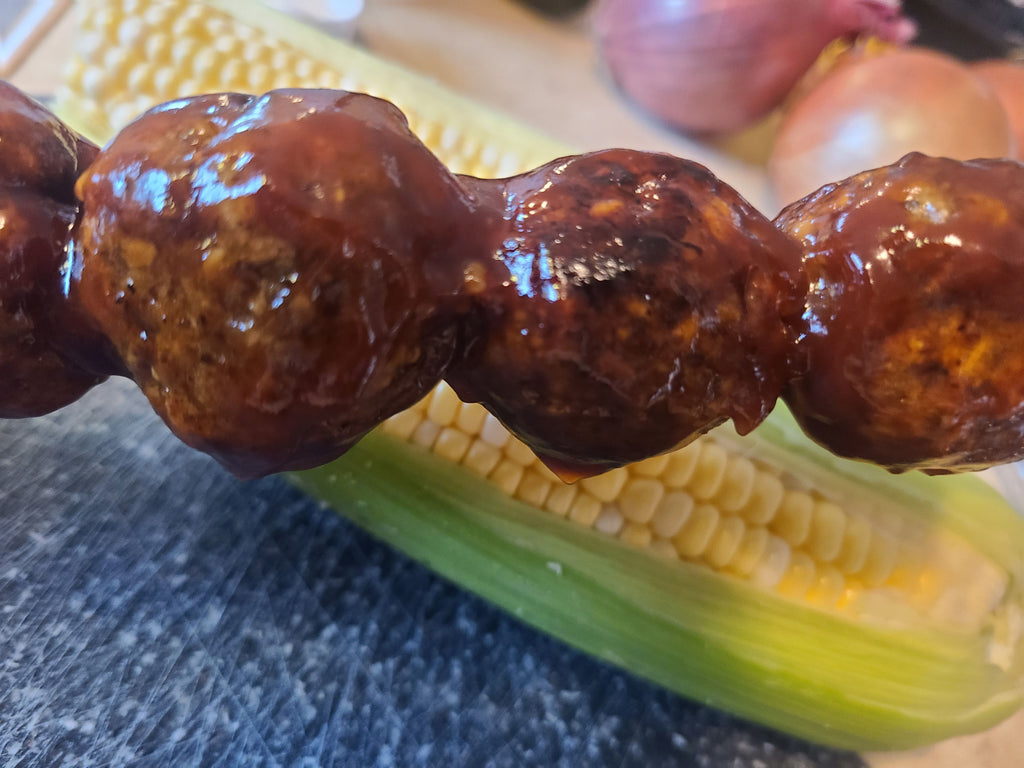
(75, 90, 489, 476)
(0, 82, 106, 417)
(776, 153, 1024, 472)
(449, 151, 806, 479)
(5, 82, 1024, 480)
(66, 89, 809, 479)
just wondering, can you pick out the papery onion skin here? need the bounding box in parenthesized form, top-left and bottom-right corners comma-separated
(592, 0, 915, 135)
(768, 47, 1015, 209)
(972, 60, 1024, 161)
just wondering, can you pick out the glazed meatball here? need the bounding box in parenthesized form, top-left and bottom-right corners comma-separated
(776, 152, 1024, 473)
(0, 82, 105, 417)
(75, 90, 484, 476)
(449, 150, 806, 480)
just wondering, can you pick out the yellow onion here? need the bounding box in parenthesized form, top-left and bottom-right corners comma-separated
(973, 59, 1024, 161)
(768, 46, 1015, 209)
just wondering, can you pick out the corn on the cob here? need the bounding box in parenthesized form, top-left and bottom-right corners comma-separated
(56, 0, 567, 176)
(375, 386, 1016, 636)
(55, 0, 1024, 751)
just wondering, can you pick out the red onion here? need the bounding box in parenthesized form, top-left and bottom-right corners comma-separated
(592, 0, 916, 134)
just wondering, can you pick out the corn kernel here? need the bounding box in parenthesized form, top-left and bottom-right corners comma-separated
(740, 473, 785, 525)
(192, 48, 224, 82)
(440, 123, 462, 152)
(306, 69, 334, 89)
(516, 469, 553, 508)
(594, 506, 625, 536)
(127, 66, 156, 95)
(649, 538, 678, 559)
(142, 3, 171, 28)
(672, 503, 720, 558)
(620, 522, 653, 549)
(568, 492, 602, 526)
(858, 531, 898, 587)
(496, 152, 525, 178)
(580, 468, 628, 503)
(91, 4, 121, 35)
(689, 442, 728, 500)
(728, 526, 770, 577)
(211, 33, 244, 59)
(886, 546, 929, 603)
(433, 427, 471, 463)
(651, 491, 694, 539)
(427, 382, 461, 427)
(704, 516, 745, 569)
(489, 459, 525, 497)
(545, 482, 578, 517)
(248, 62, 274, 92)
(141, 34, 170, 65)
(410, 419, 441, 450)
(750, 534, 792, 590)
(268, 46, 294, 73)
(835, 514, 872, 574)
(504, 437, 537, 467)
(479, 413, 510, 448)
(807, 566, 847, 609)
(341, 68, 366, 88)
(631, 453, 670, 478)
(806, 501, 847, 563)
(663, 441, 701, 487)
(79, 67, 107, 99)
(153, 67, 181, 96)
(463, 439, 502, 477)
(715, 456, 755, 512)
(115, 18, 143, 49)
(903, 564, 945, 613)
(771, 490, 813, 545)
(778, 551, 817, 599)
(167, 18, 199, 41)
(619, 478, 664, 524)
(455, 402, 488, 436)
(380, 409, 422, 440)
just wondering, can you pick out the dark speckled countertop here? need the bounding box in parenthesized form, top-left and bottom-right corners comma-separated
(0, 380, 865, 767)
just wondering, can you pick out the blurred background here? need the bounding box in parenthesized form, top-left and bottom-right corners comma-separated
(6, 0, 1024, 218)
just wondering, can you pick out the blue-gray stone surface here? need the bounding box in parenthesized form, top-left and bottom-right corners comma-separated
(0, 379, 866, 767)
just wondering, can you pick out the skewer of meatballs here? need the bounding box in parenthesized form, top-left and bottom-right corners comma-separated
(2, 80, 1024, 481)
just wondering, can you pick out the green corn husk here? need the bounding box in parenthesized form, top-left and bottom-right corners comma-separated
(291, 415, 1024, 752)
